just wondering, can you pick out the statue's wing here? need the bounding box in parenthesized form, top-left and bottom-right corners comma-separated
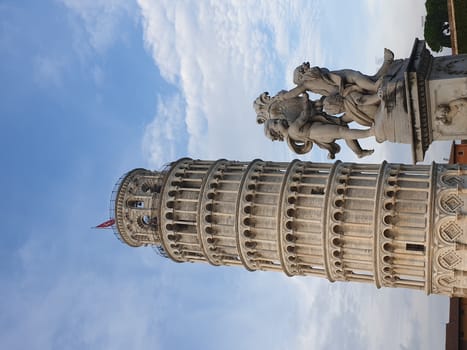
(287, 137, 313, 155)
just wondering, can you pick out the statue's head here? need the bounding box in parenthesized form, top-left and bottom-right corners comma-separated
(253, 92, 271, 124)
(293, 62, 311, 85)
(264, 119, 288, 142)
(293, 62, 323, 86)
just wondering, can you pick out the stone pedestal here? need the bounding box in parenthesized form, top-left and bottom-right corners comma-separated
(375, 39, 467, 163)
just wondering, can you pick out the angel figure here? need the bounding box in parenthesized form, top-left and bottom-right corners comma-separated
(290, 48, 395, 97)
(264, 97, 374, 159)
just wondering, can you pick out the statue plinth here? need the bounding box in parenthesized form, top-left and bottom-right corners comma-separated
(377, 39, 467, 163)
(375, 39, 432, 163)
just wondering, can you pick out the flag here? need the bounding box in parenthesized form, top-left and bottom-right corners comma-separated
(95, 218, 115, 229)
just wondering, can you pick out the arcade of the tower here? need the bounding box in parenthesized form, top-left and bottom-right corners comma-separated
(111, 158, 467, 297)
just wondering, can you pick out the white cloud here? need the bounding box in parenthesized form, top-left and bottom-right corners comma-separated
(137, 0, 323, 163)
(290, 279, 448, 350)
(143, 94, 187, 167)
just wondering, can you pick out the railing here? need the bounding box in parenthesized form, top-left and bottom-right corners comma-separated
(109, 171, 130, 244)
(152, 245, 169, 258)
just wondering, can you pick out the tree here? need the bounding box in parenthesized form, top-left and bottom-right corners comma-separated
(424, 0, 451, 52)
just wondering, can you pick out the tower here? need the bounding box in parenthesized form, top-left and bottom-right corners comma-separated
(110, 158, 467, 297)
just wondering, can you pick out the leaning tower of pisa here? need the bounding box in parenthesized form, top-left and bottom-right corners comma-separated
(110, 158, 467, 297)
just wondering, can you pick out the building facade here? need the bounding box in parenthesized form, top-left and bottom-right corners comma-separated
(449, 141, 467, 165)
(110, 158, 467, 297)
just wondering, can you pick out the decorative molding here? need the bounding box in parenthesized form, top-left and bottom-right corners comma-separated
(440, 221, 463, 242)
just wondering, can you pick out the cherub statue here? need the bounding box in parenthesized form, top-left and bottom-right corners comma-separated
(254, 90, 350, 126)
(263, 94, 374, 159)
(290, 48, 395, 97)
(254, 90, 308, 125)
(255, 50, 394, 131)
(254, 90, 359, 156)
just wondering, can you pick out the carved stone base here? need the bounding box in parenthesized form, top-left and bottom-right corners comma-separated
(429, 54, 467, 140)
(406, 39, 467, 162)
(375, 39, 467, 163)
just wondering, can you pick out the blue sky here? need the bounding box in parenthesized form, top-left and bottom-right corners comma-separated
(1, 1, 450, 349)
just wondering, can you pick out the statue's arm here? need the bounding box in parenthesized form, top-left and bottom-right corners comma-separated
(277, 86, 307, 100)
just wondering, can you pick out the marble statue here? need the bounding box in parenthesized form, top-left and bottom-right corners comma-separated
(254, 49, 396, 159)
(291, 48, 394, 97)
(262, 93, 374, 159)
(255, 39, 467, 162)
(255, 89, 376, 158)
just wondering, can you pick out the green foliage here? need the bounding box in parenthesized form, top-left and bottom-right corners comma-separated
(425, 0, 449, 16)
(424, 0, 451, 52)
(453, 0, 467, 53)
